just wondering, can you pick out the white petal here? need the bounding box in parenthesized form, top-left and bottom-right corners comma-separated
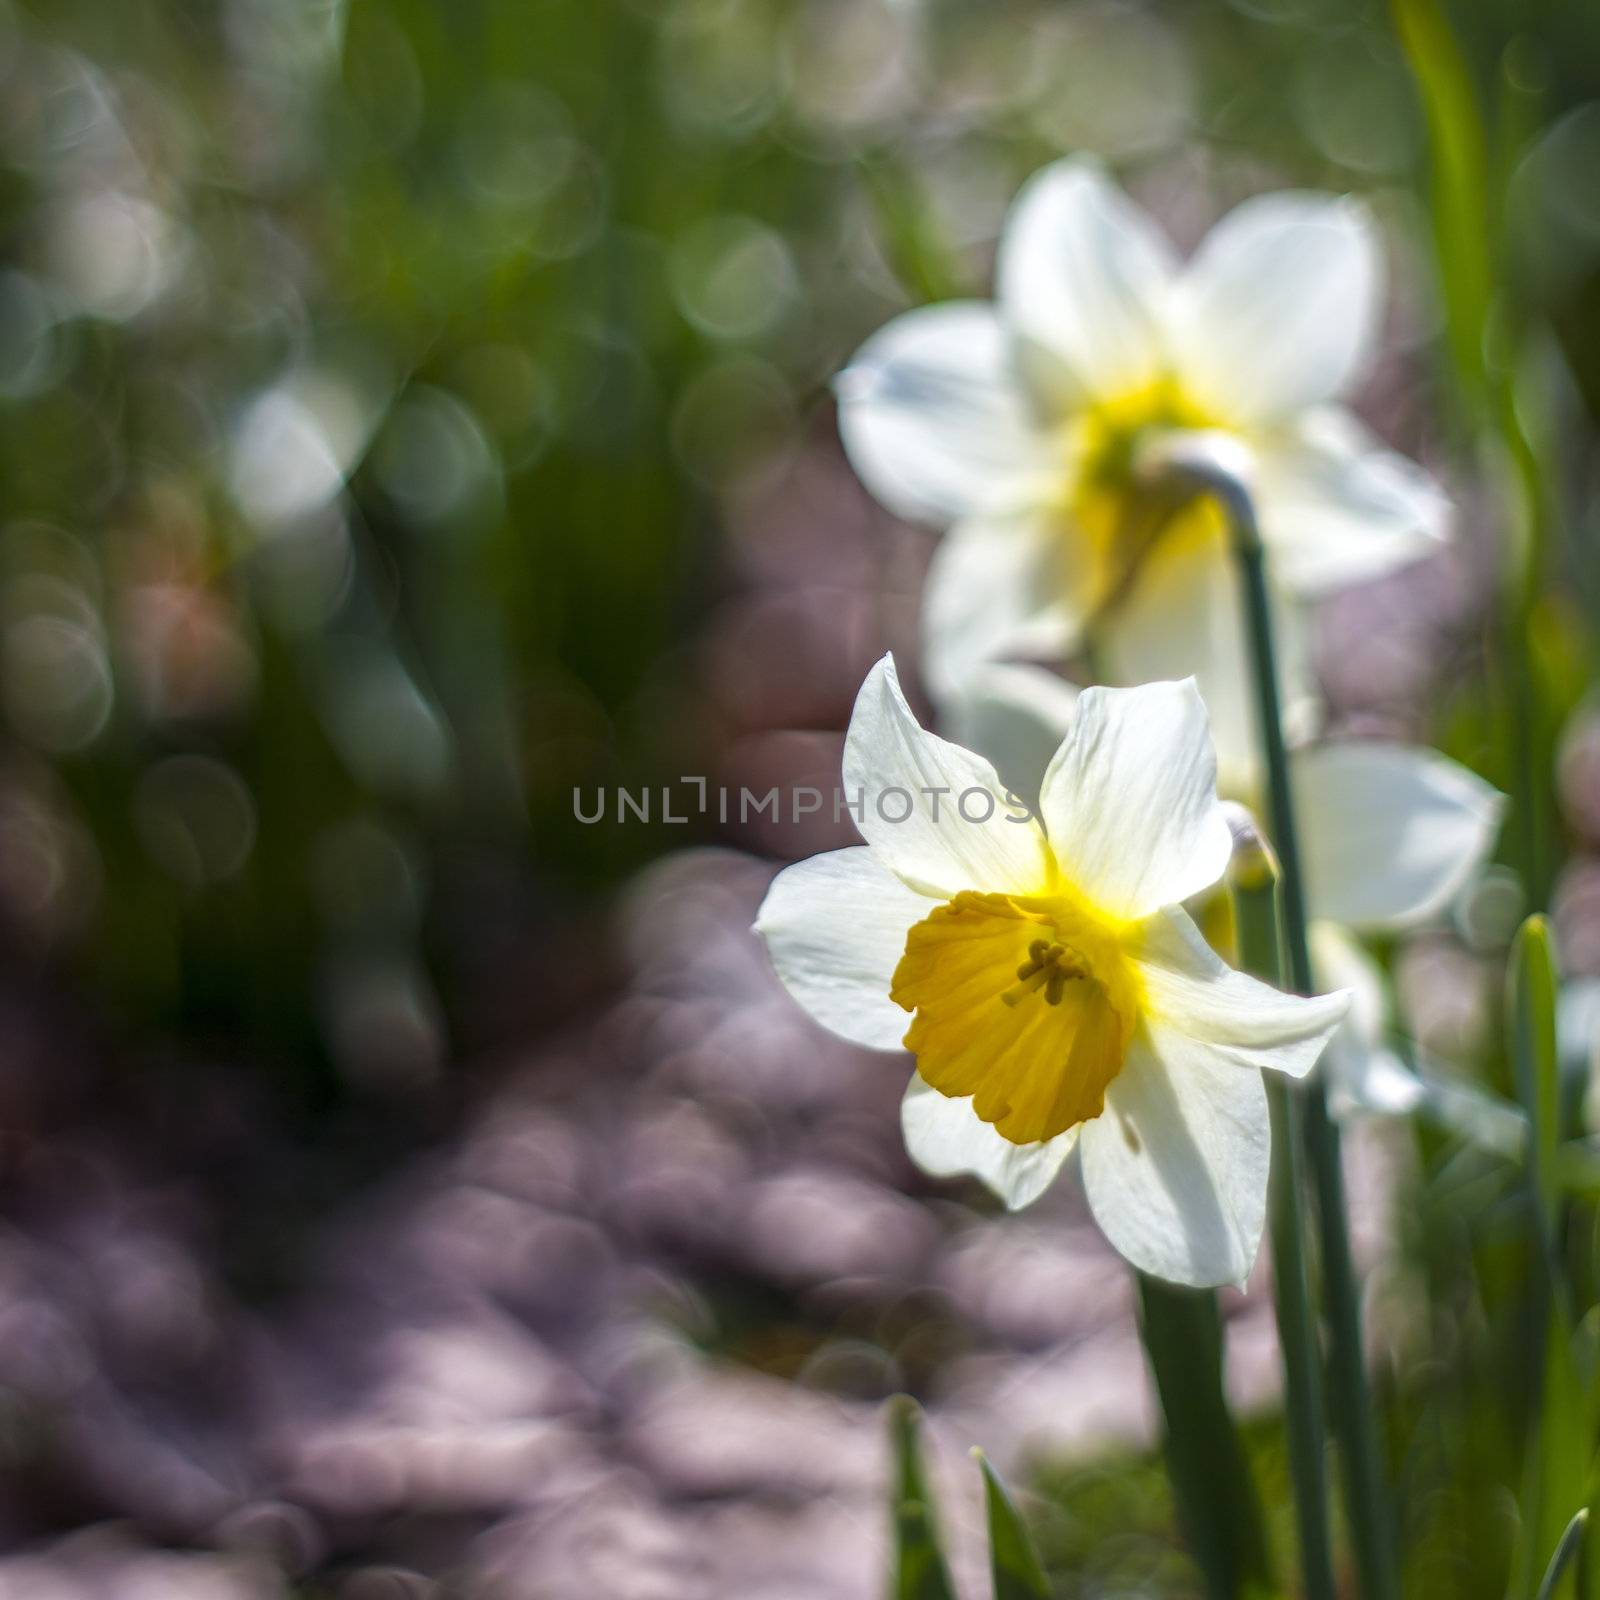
(842, 655, 1053, 898)
(1173, 193, 1381, 424)
(1136, 907, 1350, 1077)
(1097, 515, 1318, 800)
(1295, 742, 1505, 930)
(901, 1072, 1077, 1210)
(1254, 409, 1452, 594)
(938, 663, 1080, 817)
(997, 158, 1177, 402)
(920, 514, 1082, 703)
(1037, 680, 1233, 921)
(1080, 1032, 1269, 1288)
(834, 302, 1058, 525)
(754, 847, 930, 1050)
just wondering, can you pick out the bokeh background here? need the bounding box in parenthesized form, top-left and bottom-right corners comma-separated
(1, 0, 1599, 1594)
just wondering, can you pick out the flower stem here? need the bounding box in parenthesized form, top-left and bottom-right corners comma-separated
(1213, 467, 1396, 1600)
(1136, 1273, 1275, 1600)
(1230, 826, 1338, 1600)
(1141, 446, 1396, 1600)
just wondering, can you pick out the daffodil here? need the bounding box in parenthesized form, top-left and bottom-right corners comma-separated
(755, 655, 1348, 1288)
(946, 663, 1505, 1122)
(835, 159, 1450, 715)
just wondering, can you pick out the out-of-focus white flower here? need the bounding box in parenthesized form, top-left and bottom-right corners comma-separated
(229, 368, 384, 529)
(1289, 740, 1506, 934)
(1563, 980, 1600, 1132)
(45, 191, 187, 322)
(755, 655, 1347, 1288)
(834, 159, 1450, 718)
(1310, 923, 1422, 1120)
(949, 664, 1505, 1122)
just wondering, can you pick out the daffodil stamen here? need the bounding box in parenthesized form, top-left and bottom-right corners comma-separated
(1001, 941, 1085, 1007)
(888, 888, 1144, 1144)
(1056, 378, 1230, 623)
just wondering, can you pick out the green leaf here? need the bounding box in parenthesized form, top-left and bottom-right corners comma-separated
(1510, 915, 1565, 1291)
(1506, 917, 1599, 1600)
(1533, 1508, 1589, 1600)
(1394, 0, 1560, 902)
(1513, 1321, 1596, 1600)
(886, 1395, 957, 1600)
(1392, 0, 1495, 410)
(856, 156, 963, 307)
(975, 1449, 1050, 1600)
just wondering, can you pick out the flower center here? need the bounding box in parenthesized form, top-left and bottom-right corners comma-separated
(1001, 937, 1089, 1007)
(1059, 378, 1224, 619)
(890, 889, 1143, 1146)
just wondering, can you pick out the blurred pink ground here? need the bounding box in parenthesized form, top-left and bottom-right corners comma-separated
(0, 833, 1413, 1598)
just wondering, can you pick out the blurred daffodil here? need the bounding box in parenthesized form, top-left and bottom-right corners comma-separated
(945, 663, 1505, 1124)
(756, 655, 1348, 1288)
(835, 159, 1449, 714)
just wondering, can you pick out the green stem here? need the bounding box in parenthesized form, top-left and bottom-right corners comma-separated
(1229, 478, 1396, 1600)
(1151, 454, 1396, 1600)
(1136, 1274, 1276, 1600)
(1231, 833, 1338, 1600)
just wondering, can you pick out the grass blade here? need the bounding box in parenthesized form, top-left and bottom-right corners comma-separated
(1391, 0, 1494, 410)
(887, 1395, 958, 1600)
(1513, 1325, 1594, 1600)
(1393, 0, 1558, 904)
(1507, 917, 1598, 1599)
(975, 1449, 1051, 1600)
(856, 156, 962, 307)
(1510, 915, 1564, 1280)
(1533, 1509, 1589, 1600)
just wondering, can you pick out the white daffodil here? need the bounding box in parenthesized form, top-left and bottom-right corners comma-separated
(835, 159, 1450, 718)
(947, 664, 1505, 1121)
(755, 654, 1348, 1289)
